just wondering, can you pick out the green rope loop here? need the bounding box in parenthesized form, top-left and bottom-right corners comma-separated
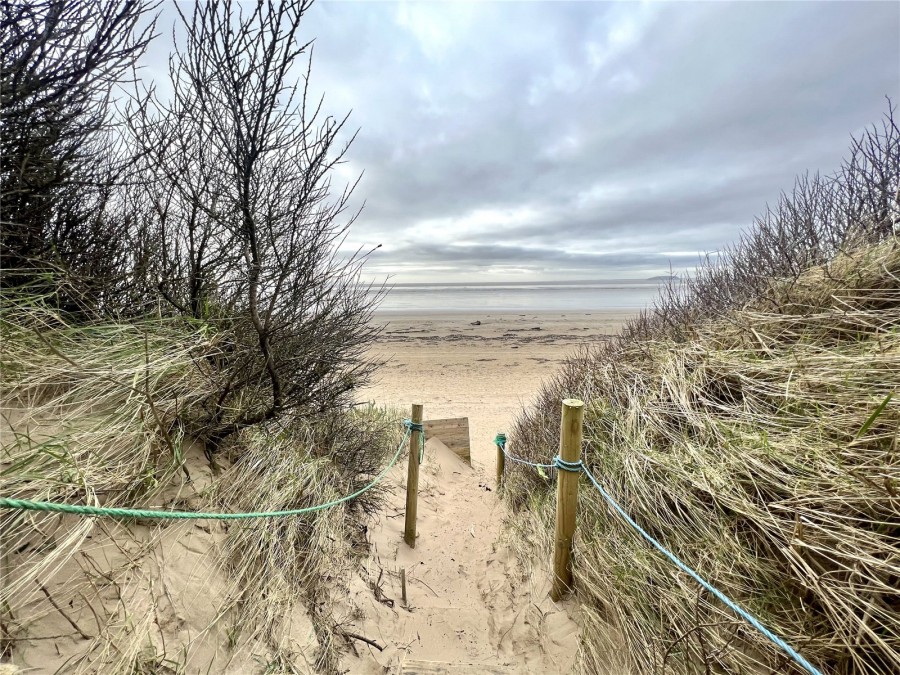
(553, 456, 583, 473)
(403, 419, 426, 462)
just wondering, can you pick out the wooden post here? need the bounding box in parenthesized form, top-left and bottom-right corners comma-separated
(404, 403, 424, 548)
(550, 398, 584, 601)
(495, 432, 506, 488)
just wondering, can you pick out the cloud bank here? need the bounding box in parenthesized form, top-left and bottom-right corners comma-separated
(148, 1, 900, 282)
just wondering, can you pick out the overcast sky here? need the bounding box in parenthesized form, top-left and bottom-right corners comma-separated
(150, 1, 899, 283)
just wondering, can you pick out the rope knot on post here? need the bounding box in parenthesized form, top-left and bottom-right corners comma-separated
(402, 420, 424, 433)
(403, 418, 426, 462)
(553, 456, 583, 473)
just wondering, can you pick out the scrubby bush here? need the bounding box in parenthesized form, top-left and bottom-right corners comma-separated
(0, 0, 156, 311)
(1, 1, 391, 671)
(2, 0, 383, 445)
(629, 107, 898, 343)
(125, 0, 383, 445)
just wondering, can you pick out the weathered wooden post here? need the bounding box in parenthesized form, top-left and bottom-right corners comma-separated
(404, 403, 424, 548)
(495, 432, 506, 488)
(550, 398, 584, 601)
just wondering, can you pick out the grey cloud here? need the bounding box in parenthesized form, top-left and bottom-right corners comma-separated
(146, 1, 900, 281)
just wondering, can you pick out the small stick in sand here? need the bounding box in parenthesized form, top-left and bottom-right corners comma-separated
(37, 582, 90, 640)
(335, 627, 384, 652)
(400, 567, 408, 606)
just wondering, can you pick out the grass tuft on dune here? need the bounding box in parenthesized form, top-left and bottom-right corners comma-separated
(503, 113, 899, 674)
(0, 296, 402, 673)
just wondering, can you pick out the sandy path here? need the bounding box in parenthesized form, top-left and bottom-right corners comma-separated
(344, 311, 631, 673)
(345, 439, 578, 673)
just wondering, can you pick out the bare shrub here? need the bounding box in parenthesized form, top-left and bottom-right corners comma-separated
(128, 0, 383, 445)
(0, 0, 157, 310)
(626, 105, 899, 344)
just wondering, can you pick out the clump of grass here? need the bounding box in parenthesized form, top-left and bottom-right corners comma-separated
(211, 409, 402, 672)
(0, 295, 220, 604)
(1, 295, 402, 673)
(506, 241, 900, 674)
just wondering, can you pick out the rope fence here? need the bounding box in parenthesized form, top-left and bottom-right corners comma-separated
(494, 426, 823, 675)
(495, 433, 554, 470)
(0, 420, 419, 521)
(0, 396, 822, 674)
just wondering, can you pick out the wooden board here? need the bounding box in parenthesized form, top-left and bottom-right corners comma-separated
(400, 660, 512, 674)
(423, 417, 470, 465)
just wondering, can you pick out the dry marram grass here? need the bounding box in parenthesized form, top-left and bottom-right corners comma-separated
(504, 240, 900, 674)
(0, 299, 402, 673)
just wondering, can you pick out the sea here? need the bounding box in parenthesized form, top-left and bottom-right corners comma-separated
(373, 279, 668, 314)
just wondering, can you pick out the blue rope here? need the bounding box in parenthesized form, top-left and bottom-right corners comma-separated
(492, 430, 821, 674)
(553, 456, 583, 473)
(581, 466, 823, 675)
(494, 435, 554, 470)
(404, 419, 426, 463)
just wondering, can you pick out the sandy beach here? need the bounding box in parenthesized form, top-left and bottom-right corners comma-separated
(346, 310, 633, 673)
(363, 310, 633, 468)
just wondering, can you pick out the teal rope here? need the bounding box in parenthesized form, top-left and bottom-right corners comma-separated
(0, 426, 412, 521)
(404, 419, 425, 462)
(553, 456, 582, 472)
(580, 464, 823, 675)
(493, 434, 554, 470)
